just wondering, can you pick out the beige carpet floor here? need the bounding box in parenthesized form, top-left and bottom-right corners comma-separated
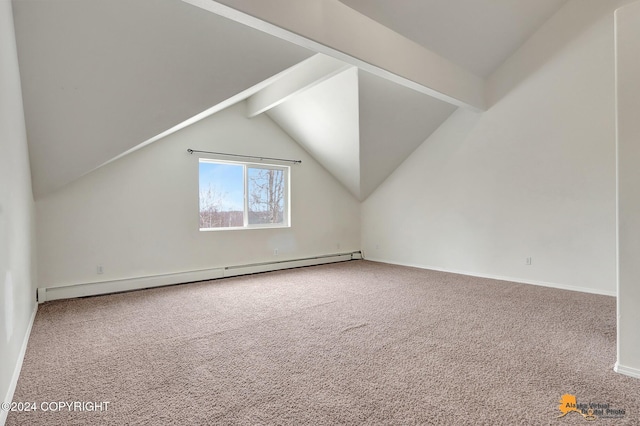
(7, 260, 640, 425)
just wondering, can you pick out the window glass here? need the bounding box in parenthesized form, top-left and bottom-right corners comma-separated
(198, 159, 289, 230)
(248, 167, 285, 226)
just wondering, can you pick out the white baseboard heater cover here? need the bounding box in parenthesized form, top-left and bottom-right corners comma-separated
(38, 251, 361, 303)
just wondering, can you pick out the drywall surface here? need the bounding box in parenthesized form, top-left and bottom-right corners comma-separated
(268, 68, 362, 199)
(36, 102, 360, 288)
(0, 0, 37, 415)
(616, 0, 640, 375)
(362, 0, 631, 294)
(186, 0, 485, 109)
(12, 0, 313, 198)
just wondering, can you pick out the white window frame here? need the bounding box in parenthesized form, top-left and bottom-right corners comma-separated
(199, 158, 291, 231)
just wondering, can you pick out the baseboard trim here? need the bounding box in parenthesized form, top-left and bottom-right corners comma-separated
(363, 257, 616, 297)
(223, 253, 354, 277)
(38, 252, 361, 302)
(614, 363, 640, 379)
(1, 305, 37, 426)
(39, 267, 227, 302)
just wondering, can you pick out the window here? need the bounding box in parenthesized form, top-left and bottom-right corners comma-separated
(199, 159, 290, 230)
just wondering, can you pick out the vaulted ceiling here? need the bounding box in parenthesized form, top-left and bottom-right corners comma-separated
(263, 60, 456, 200)
(13, 0, 570, 200)
(339, 0, 569, 77)
(12, 0, 313, 198)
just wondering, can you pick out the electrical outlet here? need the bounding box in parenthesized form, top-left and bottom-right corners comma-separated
(274, 249, 278, 256)
(97, 265, 104, 274)
(337, 243, 341, 250)
(525, 257, 532, 266)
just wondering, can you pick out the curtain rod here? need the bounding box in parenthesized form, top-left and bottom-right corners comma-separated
(187, 149, 302, 164)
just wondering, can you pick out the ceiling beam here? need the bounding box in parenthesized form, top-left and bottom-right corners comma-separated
(183, 0, 487, 111)
(247, 54, 352, 118)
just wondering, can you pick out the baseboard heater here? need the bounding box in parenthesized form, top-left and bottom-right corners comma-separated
(37, 251, 362, 303)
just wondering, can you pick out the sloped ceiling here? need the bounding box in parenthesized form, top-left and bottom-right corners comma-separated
(267, 68, 362, 198)
(13, 0, 571, 201)
(339, 0, 569, 77)
(358, 70, 457, 198)
(266, 62, 456, 200)
(12, 0, 313, 198)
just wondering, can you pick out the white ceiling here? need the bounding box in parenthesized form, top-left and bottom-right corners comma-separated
(358, 70, 456, 198)
(265, 61, 456, 200)
(12, 0, 313, 198)
(13, 0, 571, 200)
(268, 68, 363, 199)
(339, 0, 569, 77)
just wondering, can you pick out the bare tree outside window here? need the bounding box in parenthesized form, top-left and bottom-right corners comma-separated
(248, 168, 285, 225)
(199, 183, 222, 229)
(199, 184, 243, 229)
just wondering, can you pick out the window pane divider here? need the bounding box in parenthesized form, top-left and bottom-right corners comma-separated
(243, 164, 248, 227)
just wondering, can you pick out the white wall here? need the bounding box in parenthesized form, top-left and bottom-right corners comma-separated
(362, 0, 632, 295)
(615, 0, 640, 378)
(0, 0, 37, 419)
(36, 102, 360, 289)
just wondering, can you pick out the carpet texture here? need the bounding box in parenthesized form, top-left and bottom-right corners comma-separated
(6, 260, 640, 425)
